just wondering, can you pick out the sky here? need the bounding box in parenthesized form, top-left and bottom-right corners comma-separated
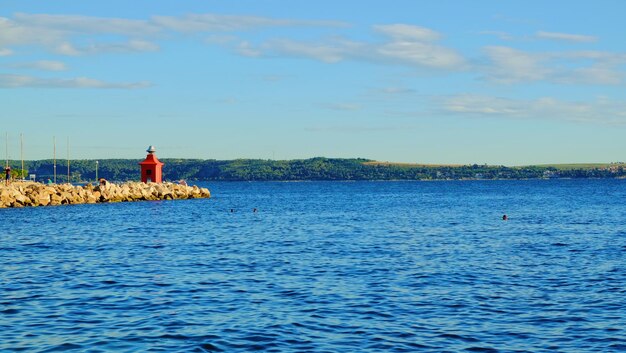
(2, 0, 626, 165)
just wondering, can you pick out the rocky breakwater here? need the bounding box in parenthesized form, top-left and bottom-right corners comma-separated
(0, 181, 211, 208)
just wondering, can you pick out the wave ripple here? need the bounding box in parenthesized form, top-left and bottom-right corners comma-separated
(1, 180, 626, 352)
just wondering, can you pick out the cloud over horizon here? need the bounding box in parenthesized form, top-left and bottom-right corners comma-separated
(442, 94, 626, 124)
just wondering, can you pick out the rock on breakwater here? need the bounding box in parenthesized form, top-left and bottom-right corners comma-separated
(0, 181, 210, 208)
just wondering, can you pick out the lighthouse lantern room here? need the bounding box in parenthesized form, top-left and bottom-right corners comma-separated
(139, 145, 164, 183)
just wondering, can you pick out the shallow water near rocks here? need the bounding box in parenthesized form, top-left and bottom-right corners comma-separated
(1, 180, 626, 352)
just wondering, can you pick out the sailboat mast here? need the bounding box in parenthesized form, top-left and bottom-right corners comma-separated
(20, 133, 24, 180)
(53, 136, 57, 183)
(67, 137, 70, 183)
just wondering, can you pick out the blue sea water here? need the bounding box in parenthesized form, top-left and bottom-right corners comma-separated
(1, 180, 626, 352)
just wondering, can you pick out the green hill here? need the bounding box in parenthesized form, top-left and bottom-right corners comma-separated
(5, 158, 626, 182)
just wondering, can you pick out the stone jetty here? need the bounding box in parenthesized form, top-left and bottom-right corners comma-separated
(0, 181, 210, 208)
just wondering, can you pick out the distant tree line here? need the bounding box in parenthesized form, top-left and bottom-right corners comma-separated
(6, 158, 626, 183)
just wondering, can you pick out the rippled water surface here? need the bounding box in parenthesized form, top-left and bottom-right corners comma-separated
(2, 180, 626, 352)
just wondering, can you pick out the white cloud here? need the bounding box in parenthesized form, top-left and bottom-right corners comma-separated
(151, 13, 347, 32)
(482, 46, 626, 85)
(0, 15, 160, 56)
(482, 46, 549, 83)
(536, 31, 597, 43)
(13, 13, 160, 36)
(0, 16, 62, 49)
(0, 74, 151, 89)
(374, 24, 441, 41)
(376, 40, 464, 69)
(442, 94, 626, 124)
(1, 14, 453, 76)
(234, 24, 465, 70)
(480, 30, 598, 44)
(2, 12, 623, 89)
(53, 40, 159, 56)
(557, 50, 626, 67)
(0, 12, 345, 57)
(259, 38, 359, 63)
(0, 12, 352, 90)
(366, 24, 466, 69)
(236, 41, 262, 57)
(55, 42, 81, 56)
(12, 60, 67, 71)
(554, 65, 624, 85)
(444, 95, 523, 115)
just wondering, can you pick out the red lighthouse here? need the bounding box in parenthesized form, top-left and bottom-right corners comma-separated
(139, 145, 164, 183)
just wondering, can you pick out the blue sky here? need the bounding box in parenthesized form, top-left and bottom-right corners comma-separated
(2, 0, 626, 165)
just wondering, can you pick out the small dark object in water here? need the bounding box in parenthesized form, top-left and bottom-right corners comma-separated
(253, 208, 257, 213)
(502, 214, 508, 221)
(199, 343, 222, 352)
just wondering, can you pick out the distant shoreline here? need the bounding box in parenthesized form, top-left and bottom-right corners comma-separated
(4, 158, 625, 183)
(201, 177, 626, 183)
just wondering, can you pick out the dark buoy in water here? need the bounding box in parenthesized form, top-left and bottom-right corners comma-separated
(502, 214, 508, 221)
(230, 208, 235, 213)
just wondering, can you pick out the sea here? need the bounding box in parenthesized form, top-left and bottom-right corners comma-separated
(1, 180, 625, 352)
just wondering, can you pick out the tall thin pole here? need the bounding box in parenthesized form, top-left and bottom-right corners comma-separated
(4, 132, 7, 185)
(67, 137, 70, 183)
(53, 136, 57, 183)
(20, 133, 24, 180)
